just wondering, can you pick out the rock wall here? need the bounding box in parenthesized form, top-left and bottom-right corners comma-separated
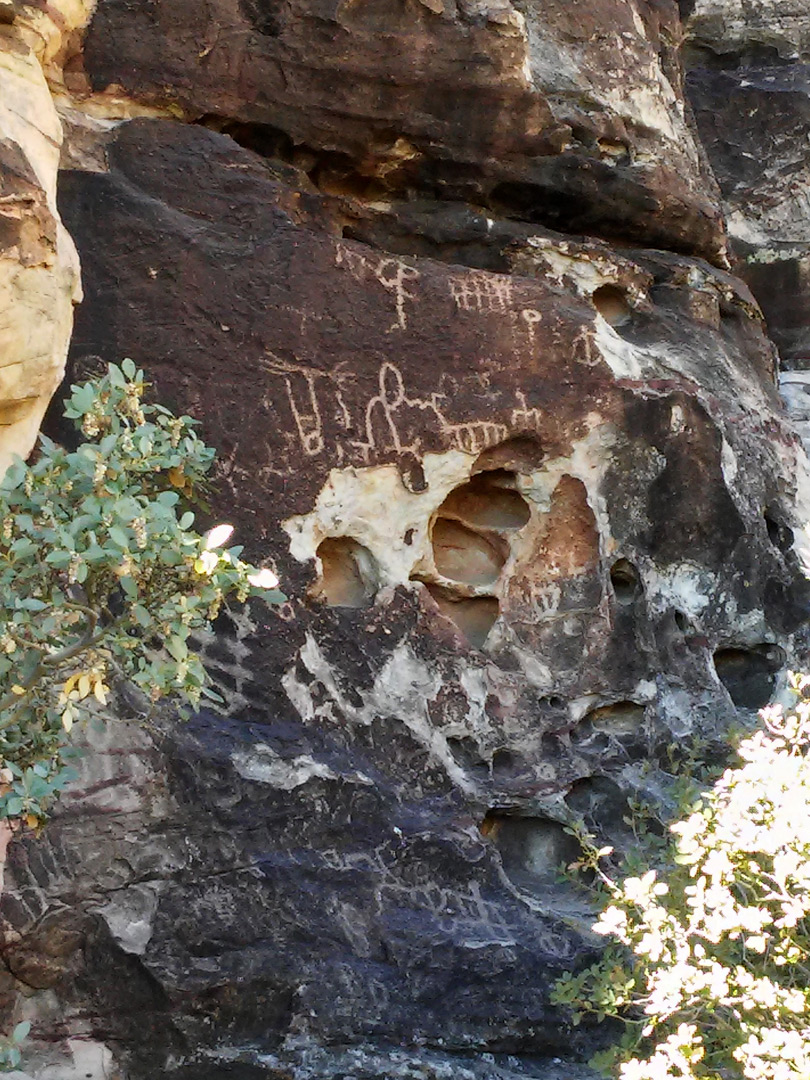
(1, 2, 810, 1079)
(0, 1, 83, 474)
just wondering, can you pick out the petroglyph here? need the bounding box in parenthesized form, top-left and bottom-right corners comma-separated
(521, 309, 543, 343)
(261, 355, 535, 466)
(336, 245, 419, 331)
(449, 272, 513, 313)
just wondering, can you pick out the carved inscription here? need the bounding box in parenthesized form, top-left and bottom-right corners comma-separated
(336, 245, 419, 331)
(260, 355, 548, 470)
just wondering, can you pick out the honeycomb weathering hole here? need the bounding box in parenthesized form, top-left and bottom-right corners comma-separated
(571, 701, 646, 749)
(592, 284, 632, 327)
(764, 506, 794, 553)
(713, 644, 785, 710)
(480, 812, 580, 892)
(313, 536, 379, 608)
(438, 470, 530, 531)
(431, 518, 506, 586)
(610, 558, 640, 604)
(425, 585, 499, 648)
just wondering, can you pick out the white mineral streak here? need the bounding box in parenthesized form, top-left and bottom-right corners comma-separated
(232, 743, 373, 790)
(94, 883, 161, 955)
(30, 1038, 115, 1080)
(283, 634, 478, 794)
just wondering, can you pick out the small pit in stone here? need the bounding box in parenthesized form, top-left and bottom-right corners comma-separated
(480, 812, 580, 893)
(571, 702, 646, 758)
(424, 585, 499, 648)
(713, 644, 785, 710)
(610, 559, 640, 605)
(438, 470, 530, 531)
(431, 519, 507, 586)
(313, 537, 379, 608)
(592, 284, 632, 328)
(764, 507, 794, 554)
(491, 748, 521, 777)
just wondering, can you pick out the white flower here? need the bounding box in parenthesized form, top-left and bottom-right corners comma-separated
(247, 567, 279, 589)
(204, 523, 234, 550)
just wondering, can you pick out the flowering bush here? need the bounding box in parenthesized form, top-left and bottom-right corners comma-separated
(552, 674, 810, 1079)
(0, 360, 283, 825)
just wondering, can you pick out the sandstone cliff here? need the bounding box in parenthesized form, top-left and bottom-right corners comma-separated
(1, 1, 809, 1078)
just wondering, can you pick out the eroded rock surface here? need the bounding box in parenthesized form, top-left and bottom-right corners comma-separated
(684, 0, 810, 436)
(78, 0, 726, 259)
(0, 3, 82, 473)
(0, 1, 809, 1079)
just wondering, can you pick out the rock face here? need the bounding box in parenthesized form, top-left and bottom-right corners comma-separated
(0, 3, 82, 474)
(77, 0, 727, 259)
(1, 2, 810, 1079)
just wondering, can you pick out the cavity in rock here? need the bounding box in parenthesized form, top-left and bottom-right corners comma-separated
(438, 470, 530, 531)
(424, 585, 499, 648)
(431, 519, 506, 586)
(713, 644, 785, 710)
(592, 284, 632, 327)
(609, 558, 640, 605)
(480, 812, 580, 893)
(313, 537, 379, 608)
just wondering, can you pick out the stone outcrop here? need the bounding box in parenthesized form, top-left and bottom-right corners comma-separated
(683, 0, 810, 445)
(0, 2, 82, 474)
(1, 1, 810, 1079)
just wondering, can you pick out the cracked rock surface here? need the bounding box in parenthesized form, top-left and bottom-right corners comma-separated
(0, 1, 810, 1078)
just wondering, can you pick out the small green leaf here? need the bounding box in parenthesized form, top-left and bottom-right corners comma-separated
(120, 576, 138, 599)
(12, 1020, 31, 1043)
(108, 365, 127, 389)
(133, 604, 151, 628)
(109, 526, 130, 548)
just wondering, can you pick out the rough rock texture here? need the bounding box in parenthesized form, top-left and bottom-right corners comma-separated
(0, 2, 82, 473)
(684, 0, 810, 441)
(78, 0, 727, 260)
(1, 2, 810, 1079)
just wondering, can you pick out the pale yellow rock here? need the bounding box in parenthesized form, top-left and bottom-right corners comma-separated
(0, 24, 81, 475)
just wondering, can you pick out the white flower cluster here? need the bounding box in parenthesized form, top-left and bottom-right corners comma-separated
(554, 674, 810, 1079)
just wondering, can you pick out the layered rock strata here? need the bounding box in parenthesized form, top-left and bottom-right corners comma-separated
(0, 1, 83, 474)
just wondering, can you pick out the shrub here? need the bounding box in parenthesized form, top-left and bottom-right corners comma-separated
(0, 359, 283, 825)
(552, 673, 810, 1079)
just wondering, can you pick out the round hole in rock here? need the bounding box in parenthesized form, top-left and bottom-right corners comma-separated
(610, 559, 640, 605)
(437, 470, 530, 531)
(491, 748, 521, 777)
(480, 811, 580, 891)
(713, 644, 786, 710)
(313, 536, 379, 608)
(592, 284, 632, 327)
(431, 519, 506, 586)
(674, 610, 690, 633)
(571, 701, 645, 752)
(447, 736, 488, 775)
(764, 507, 794, 553)
(424, 585, 499, 648)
